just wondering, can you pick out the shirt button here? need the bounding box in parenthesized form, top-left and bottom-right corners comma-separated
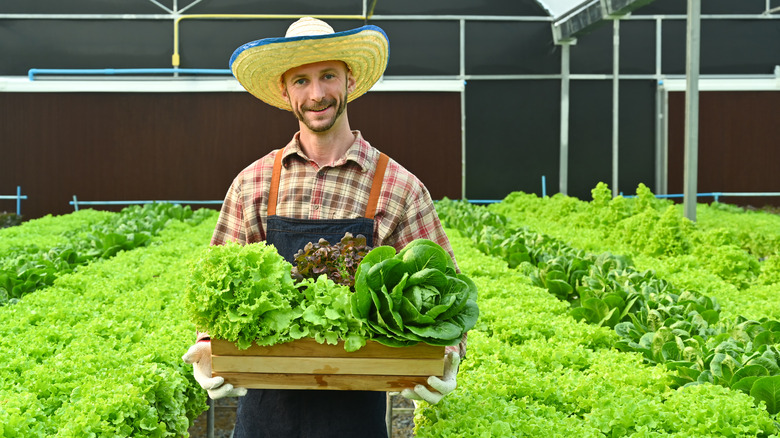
(313, 205, 320, 211)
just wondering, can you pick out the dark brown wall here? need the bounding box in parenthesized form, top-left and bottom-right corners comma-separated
(667, 90, 780, 208)
(0, 92, 461, 219)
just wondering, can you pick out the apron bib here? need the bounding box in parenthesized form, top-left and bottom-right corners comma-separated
(233, 151, 390, 438)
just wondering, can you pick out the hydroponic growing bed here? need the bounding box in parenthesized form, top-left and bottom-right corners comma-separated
(1, 184, 778, 437)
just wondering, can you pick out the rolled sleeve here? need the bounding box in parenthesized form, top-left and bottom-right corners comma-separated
(211, 180, 247, 246)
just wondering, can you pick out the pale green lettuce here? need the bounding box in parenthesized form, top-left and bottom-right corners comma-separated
(185, 241, 302, 349)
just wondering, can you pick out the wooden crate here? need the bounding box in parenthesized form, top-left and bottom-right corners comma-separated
(211, 338, 445, 392)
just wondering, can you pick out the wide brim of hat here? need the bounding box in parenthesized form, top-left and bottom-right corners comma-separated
(230, 25, 389, 111)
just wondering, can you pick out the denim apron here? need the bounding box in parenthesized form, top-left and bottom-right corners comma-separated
(232, 150, 390, 438)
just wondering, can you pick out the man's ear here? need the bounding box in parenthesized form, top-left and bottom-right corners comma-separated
(346, 70, 357, 94)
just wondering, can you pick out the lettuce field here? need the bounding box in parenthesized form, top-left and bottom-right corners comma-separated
(1, 185, 779, 437)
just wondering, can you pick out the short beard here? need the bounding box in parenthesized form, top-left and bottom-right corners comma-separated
(291, 85, 349, 133)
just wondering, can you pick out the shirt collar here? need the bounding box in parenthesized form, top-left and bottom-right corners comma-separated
(282, 130, 373, 172)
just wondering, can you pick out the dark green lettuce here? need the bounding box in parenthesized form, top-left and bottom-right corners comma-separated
(351, 239, 478, 347)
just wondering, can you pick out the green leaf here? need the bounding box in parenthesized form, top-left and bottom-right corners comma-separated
(602, 293, 625, 311)
(423, 293, 457, 320)
(583, 297, 610, 321)
(351, 273, 373, 319)
(407, 268, 448, 289)
(360, 245, 397, 267)
(436, 276, 471, 318)
(753, 330, 777, 348)
(546, 278, 573, 299)
(366, 258, 403, 290)
(343, 334, 367, 352)
(731, 376, 761, 394)
(710, 353, 741, 384)
(571, 306, 596, 324)
(399, 296, 436, 325)
(730, 364, 769, 386)
(700, 309, 720, 325)
(406, 320, 462, 340)
(451, 300, 479, 333)
(750, 376, 780, 415)
(399, 239, 454, 273)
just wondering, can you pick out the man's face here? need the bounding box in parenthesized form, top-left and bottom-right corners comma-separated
(281, 60, 356, 133)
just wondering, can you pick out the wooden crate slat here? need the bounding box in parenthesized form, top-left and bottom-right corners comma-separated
(213, 372, 432, 392)
(211, 338, 444, 359)
(212, 355, 444, 376)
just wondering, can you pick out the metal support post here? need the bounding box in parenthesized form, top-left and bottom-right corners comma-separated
(559, 42, 571, 196)
(386, 392, 393, 437)
(207, 398, 214, 438)
(612, 18, 620, 197)
(683, 0, 701, 221)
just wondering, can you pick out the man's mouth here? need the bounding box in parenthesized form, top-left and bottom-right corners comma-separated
(305, 98, 336, 114)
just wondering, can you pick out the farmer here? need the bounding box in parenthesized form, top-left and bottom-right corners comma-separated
(182, 17, 464, 437)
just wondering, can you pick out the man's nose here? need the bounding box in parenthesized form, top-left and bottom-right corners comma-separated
(309, 80, 326, 101)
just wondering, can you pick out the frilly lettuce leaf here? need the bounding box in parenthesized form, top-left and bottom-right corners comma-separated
(185, 241, 301, 349)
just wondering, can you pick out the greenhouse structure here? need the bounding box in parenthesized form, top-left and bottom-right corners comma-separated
(1, 2, 779, 438)
(1, 0, 778, 219)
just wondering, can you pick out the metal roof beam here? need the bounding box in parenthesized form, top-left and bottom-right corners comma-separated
(552, 0, 656, 44)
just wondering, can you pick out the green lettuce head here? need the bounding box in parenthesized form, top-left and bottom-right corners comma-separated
(185, 241, 302, 349)
(351, 239, 478, 347)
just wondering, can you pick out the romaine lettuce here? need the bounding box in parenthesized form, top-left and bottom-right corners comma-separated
(352, 239, 479, 347)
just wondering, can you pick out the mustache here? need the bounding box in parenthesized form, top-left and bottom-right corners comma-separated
(303, 98, 337, 112)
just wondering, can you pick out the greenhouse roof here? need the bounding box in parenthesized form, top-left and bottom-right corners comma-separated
(535, 0, 657, 43)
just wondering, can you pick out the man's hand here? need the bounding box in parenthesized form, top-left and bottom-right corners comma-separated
(401, 351, 460, 405)
(182, 340, 247, 399)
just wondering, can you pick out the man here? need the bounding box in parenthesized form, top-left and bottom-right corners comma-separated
(183, 17, 463, 437)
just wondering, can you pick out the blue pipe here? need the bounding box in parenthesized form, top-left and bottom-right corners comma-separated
(624, 193, 718, 200)
(0, 186, 27, 215)
(28, 68, 232, 81)
(624, 192, 780, 202)
(69, 197, 223, 212)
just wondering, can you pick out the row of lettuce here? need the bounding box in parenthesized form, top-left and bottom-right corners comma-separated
(1, 187, 778, 436)
(413, 184, 779, 436)
(0, 203, 213, 306)
(415, 232, 777, 437)
(0, 205, 215, 437)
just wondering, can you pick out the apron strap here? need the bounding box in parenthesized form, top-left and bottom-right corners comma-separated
(268, 149, 284, 217)
(364, 153, 389, 219)
(267, 150, 389, 219)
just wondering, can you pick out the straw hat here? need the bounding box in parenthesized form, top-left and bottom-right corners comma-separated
(230, 17, 389, 111)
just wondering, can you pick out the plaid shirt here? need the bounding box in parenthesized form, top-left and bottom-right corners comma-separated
(208, 130, 466, 357)
(211, 131, 456, 263)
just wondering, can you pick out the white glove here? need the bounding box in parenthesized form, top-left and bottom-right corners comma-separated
(401, 351, 460, 405)
(182, 340, 247, 399)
